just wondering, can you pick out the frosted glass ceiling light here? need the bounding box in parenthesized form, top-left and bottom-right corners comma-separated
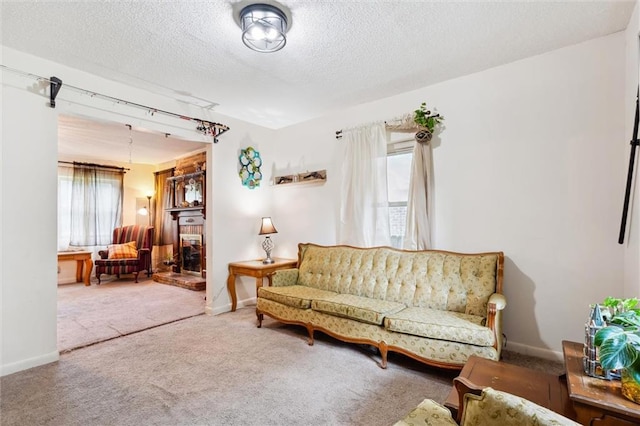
(240, 3, 288, 53)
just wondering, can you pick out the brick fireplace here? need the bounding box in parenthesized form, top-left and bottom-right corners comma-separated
(152, 208, 206, 291)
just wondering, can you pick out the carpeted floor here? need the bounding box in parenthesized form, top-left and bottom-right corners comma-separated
(2, 307, 564, 426)
(57, 276, 206, 352)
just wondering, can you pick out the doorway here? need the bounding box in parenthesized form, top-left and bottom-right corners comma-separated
(56, 113, 209, 352)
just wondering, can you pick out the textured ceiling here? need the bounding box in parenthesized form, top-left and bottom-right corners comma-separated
(1, 0, 636, 163)
(57, 114, 208, 165)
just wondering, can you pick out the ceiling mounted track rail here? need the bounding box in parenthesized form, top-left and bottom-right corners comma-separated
(49, 76, 62, 107)
(1, 64, 230, 143)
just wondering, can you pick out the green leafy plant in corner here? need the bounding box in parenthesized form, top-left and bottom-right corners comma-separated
(594, 297, 640, 383)
(413, 102, 444, 133)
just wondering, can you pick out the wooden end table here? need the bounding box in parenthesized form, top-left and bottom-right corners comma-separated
(227, 258, 297, 312)
(563, 340, 640, 425)
(444, 355, 574, 420)
(57, 251, 93, 286)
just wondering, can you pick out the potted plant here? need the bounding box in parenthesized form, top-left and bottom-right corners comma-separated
(413, 102, 444, 143)
(594, 297, 640, 403)
(413, 102, 444, 132)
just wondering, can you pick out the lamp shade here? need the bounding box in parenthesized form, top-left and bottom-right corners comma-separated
(240, 3, 288, 53)
(259, 217, 278, 235)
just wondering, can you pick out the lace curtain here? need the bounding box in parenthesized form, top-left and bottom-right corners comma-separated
(339, 123, 391, 247)
(69, 164, 124, 246)
(57, 166, 74, 250)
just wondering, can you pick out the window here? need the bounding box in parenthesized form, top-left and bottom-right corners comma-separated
(387, 138, 413, 248)
(57, 165, 124, 250)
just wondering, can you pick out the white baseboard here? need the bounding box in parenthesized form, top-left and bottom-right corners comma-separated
(505, 341, 563, 362)
(1, 350, 59, 377)
(206, 305, 229, 315)
(206, 297, 256, 316)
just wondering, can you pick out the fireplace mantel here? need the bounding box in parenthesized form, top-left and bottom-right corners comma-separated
(166, 206, 205, 220)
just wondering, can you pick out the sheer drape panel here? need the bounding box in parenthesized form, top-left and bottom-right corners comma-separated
(57, 166, 74, 250)
(153, 168, 174, 246)
(403, 141, 433, 250)
(339, 123, 391, 247)
(69, 165, 123, 246)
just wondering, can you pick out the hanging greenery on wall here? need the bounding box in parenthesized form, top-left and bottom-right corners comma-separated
(238, 146, 262, 189)
(413, 102, 444, 143)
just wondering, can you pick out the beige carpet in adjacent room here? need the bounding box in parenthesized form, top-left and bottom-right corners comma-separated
(57, 277, 205, 352)
(3, 307, 563, 426)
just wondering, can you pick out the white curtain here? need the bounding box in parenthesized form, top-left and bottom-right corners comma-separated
(339, 123, 390, 247)
(69, 165, 124, 246)
(403, 140, 433, 250)
(57, 166, 74, 251)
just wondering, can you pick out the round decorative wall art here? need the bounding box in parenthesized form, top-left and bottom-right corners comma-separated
(238, 146, 262, 189)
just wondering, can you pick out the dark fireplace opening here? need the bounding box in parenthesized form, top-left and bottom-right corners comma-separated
(180, 234, 202, 275)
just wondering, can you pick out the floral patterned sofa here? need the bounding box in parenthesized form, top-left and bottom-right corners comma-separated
(256, 243, 505, 369)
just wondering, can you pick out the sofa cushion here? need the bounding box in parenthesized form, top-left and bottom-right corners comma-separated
(384, 307, 495, 347)
(394, 399, 457, 426)
(271, 268, 299, 287)
(298, 245, 379, 294)
(461, 387, 580, 426)
(94, 258, 140, 267)
(258, 285, 338, 309)
(311, 293, 406, 325)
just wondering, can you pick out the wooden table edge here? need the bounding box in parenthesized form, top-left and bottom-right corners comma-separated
(226, 258, 297, 312)
(562, 340, 640, 422)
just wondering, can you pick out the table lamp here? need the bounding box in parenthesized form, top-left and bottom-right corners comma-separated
(259, 217, 278, 264)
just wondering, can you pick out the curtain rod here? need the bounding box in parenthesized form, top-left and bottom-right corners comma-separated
(335, 114, 412, 139)
(58, 161, 129, 172)
(1, 64, 230, 143)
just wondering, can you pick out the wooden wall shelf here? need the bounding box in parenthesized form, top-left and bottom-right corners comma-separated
(273, 169, 327, 186)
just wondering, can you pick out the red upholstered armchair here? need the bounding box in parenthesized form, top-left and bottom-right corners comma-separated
(95, 225, 154, 284)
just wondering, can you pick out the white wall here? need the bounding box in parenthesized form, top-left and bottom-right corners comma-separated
(623, 0, 640, 298)
(273, 33, 627, 359)
(0, 46, 268, 375)
(207, 116, 278, 314)
(1, 60, 60, 374)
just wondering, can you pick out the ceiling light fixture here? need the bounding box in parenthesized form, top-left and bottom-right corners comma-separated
(240, 3, 288, 53)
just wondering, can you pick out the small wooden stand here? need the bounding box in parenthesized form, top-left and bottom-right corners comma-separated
(226, 258, 297, 311)
(563, 340, 640, 425)
(57, 251, 93, 286)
